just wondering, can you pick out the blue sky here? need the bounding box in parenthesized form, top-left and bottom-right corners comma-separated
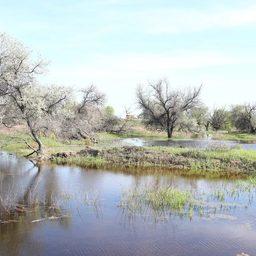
(1, 0, 256, 115)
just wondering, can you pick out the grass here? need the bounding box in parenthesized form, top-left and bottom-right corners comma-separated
(116, 130, 256, 142)
(52, 156, 107, 169)
(50, 146, 256, 178)
(119, 178, 256, 220)
(159, 147, 256, 177)
(0, 131, 87, 157)
(119, 187, 192, 214)
(248, 176, 256, 186)
(1, 129, 256, 179)
(119, 186, 195, 220)
(96, 130, 168, 141)
(3, 123, 255, 156)
(98, 125, 256, 143)
(145, 187, 191, 211)
(96, 122, 198, 141)
(211, 131, 256, 142)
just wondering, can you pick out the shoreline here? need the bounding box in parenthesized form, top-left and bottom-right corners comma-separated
(1, 131, 256, 179)
(49, 146, 256, 179)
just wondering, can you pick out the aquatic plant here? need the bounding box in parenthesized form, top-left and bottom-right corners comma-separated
(119, 186, 197, 220)
(119, 179, 256, 222)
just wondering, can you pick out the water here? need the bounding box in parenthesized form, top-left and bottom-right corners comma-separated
(0, 152, 256, 256)
(121, 137, 256, 150)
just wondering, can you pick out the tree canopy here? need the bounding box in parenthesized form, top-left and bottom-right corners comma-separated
(137, 80, 201, 138)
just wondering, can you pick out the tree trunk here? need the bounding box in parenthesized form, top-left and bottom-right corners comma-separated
(250, 126, 256, 134)
(167, 124, 174, 138)
(26, 119, 43, 156)
(31, 130, 43, 155)
(205, 122, 210, 132)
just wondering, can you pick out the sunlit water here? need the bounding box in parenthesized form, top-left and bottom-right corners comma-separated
(0, 152, 256, 256)
(121, 137, 256, 150)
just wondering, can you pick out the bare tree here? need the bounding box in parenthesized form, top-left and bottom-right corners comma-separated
(77, 85, 105, 114)
(231, 104, 256, 133)
(0, 34, 68, 156)
(137, 80, 201, 138)
(100, 106, 132, 135)
(210, 108, 229, 131)
(60, 85, 105, 141)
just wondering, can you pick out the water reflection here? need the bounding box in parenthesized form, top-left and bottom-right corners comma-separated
(0, 152, 256, 256)
(121, 138, 256, 150)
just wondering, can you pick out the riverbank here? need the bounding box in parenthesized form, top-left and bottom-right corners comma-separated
(50, 146, 256, 178)
(1, 130, 256, 178)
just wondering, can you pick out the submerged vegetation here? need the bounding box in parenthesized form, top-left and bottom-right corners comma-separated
(119, 187, 192, 215)
(119, 179, 256, 221)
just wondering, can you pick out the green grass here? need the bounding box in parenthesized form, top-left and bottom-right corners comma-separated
(119, 180, 256, 220)
(147, 146, 256, 166)
(153, 146, 256, 161)
(0, 131, 86, 157)
(96, 130, 168, 140)
(96, 127, 194, 141)
(119, 187, 192, 216)
(96, 132, 121, 141)
(211, 131, 256, 142)
(145, 187, 191, 211)
(1, 130, 256, 179)
(51, 145, 256, 178)
(98, 128, 256, 144)
(52, 156, 107, 169)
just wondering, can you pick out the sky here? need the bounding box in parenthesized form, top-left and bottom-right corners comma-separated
(0, 0, 256, 115)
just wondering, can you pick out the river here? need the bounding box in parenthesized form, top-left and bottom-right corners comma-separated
(0, 152, 256, 256)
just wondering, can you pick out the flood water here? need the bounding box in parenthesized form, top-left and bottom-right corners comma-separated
(121, 137, 256, 150)
(1, 152, 256, 256)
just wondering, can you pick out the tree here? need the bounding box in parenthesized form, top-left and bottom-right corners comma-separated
(176, 112, 201, 134)
(59, 85, 105, 141)
(101, 106, 119, 132)
(231, 104, 256, 133)
(210, 108, 229, 131)
(137, 80, 201, 138)
(104, 105, 115, 118)
(0, 34, 68, 156)
(178, 105, 211, 134)
(190, 105, 211, 131)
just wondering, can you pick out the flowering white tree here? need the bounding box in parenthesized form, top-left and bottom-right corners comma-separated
(0, 34, 68, 156)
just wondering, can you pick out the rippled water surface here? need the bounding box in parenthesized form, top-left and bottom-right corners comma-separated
(0, 152, 256, 256)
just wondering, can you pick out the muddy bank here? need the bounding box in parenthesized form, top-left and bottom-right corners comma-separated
(50, 146, 256, 177)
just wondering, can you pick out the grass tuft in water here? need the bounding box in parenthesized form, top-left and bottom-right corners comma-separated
(119, 187, 193, 218)
(145, 187, 191, 211)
